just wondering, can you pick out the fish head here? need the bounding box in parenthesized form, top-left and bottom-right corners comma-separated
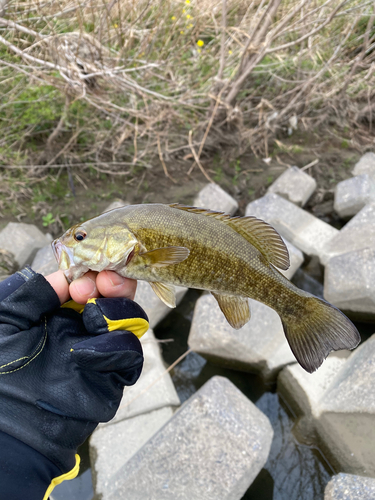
(52, 219, 139, 282)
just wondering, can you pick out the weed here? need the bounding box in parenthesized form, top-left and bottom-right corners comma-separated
(42, 213, 56, 227)
(214, 167, 224, 183)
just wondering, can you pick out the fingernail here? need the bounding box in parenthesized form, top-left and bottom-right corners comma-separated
(74, 277, 96, 297)
(107, 272, 126, 287)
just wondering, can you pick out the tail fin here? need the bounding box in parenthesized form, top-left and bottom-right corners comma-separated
(282, 297, 360, 373)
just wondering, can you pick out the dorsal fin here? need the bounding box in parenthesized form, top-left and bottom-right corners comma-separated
(170, 203, 290, 271)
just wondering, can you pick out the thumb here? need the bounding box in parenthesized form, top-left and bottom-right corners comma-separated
(82, 297, 149, 339)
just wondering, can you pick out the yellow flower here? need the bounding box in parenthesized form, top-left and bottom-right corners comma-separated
(186, 14, 192, 19)
(180, 30, 184, 34)
(113, 23, 118, 28)
(187, 23, 193, 29)
(228, 50, 233, 55)
(185, 0, 190, 3)
(197, 39, 204, 47)
(182, 8, 186, 13)
(171, 16, 176, 20)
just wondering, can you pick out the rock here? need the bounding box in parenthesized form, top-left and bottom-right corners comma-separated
(103, 200, 129, 212)
(105, 376, 273, 500)
(31, 244, 58, 276)
(352, 152, 375, 179)
(0, 249, 18, 277)
(281, 239, 304, 280)
(246, 193, 338, 263)
(268, 166, 317, 207)
(278, 334, 375, 475)
(90, 407, 174, 499)
(105, 329, 180, 424)
(321, 203, 375, 265)
(334, 174, 375, 218)
(324, 247, 375, 321)
(134, 280, 188, 329)
(325, 473, 375, 500)
(188, 293, 295, 381)
(194, 183, 238, 214)
(0, 222, 50, 268)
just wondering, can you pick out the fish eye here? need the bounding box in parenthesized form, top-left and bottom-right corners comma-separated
(74, 230, 87, 242)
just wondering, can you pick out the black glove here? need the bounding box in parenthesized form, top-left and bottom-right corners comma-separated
(0, 267, 148, 500)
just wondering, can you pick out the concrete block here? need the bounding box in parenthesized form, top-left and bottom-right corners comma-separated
(324, 247, 375, 321)
(281, 238, 304, 280)
(0, 222, 50, 268)
(352, 152, 375, 179)
(105, 329, 180, 424)
(134, 280, 188, 329)
(325, 473, 375, 500)
(321, 203, 375, 265)
(90, 407, 174, 499)
(316, 334, 375, 475)
(194, 183, 238, 214)
(278, 335, 375, 476)
(50, 469, 93, 500)
(106, 376, 273, 500)
(188, 293, 295, 381)
(334, 174, 375, 218)
(277, 353, 349, 421)
(31, 244, 58, 276)
(103, 200, 129, 212)
(246, 193, 338, 263)
(268, 166, 317, 207)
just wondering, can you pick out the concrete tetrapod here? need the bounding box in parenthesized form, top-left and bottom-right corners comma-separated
(105, 376, 273, 500)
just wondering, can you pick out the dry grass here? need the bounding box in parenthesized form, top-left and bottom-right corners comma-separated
(0, 0, 374, 209)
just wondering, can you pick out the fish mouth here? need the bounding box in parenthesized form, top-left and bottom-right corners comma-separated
(51, 239, 74, 271)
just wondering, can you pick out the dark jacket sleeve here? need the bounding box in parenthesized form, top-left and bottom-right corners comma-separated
(0, 430, 61, 500)
(0, 269, 63, 500)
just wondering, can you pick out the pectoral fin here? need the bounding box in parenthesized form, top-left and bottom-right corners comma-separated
(211, 292, 250, 329)
(149, 282, 177, 308)
(139, 246, 190, 268)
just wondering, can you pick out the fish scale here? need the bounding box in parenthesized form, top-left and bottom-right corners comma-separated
(53, 203, 360, 374)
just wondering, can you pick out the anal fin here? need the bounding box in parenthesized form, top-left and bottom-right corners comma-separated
(211, 292, 250, 329)
(149, 282, 176, 308)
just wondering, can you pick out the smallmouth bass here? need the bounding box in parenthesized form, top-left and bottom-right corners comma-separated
(52, 203, 360, 373)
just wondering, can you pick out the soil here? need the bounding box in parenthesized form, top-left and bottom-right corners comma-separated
(0, 129, 363, 237)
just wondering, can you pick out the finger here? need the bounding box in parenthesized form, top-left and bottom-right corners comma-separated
(69, 271, 100, 304)
(72, 330, 143, 386)
(96, 271, 137, 300)
(45, 270, 70, 304)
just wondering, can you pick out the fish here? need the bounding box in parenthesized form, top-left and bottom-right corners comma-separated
(52, 203, 360, 373)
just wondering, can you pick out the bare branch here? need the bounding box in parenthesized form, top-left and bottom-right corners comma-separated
(217, 0, 227, 81)
(0, 18, 46, 38)
(267, 0, 349, 54)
